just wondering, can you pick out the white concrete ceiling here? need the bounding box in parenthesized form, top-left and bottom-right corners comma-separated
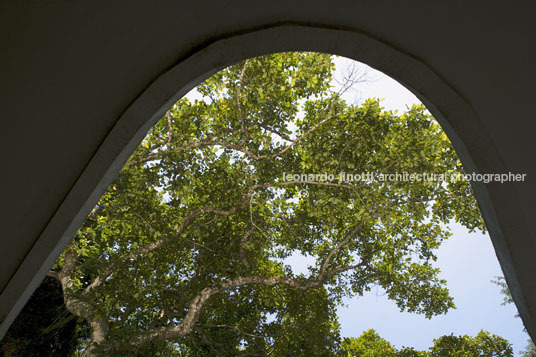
(0, 0, 535, 341)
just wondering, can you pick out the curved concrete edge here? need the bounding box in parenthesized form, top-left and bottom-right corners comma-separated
(0, 24, 533, 341)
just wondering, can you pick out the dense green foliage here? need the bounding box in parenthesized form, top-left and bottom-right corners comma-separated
(46, 52, 489, 355)
(341, 329, 513, 356)
(340, 329, 397, 356)
(429, 330, 513, 356)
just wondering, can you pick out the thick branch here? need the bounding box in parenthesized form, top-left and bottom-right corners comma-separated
(47, 271, 59, 280)
(57, 243, 79, 285)
(124, 263, 365, 348)
(53, 242, 110, 356)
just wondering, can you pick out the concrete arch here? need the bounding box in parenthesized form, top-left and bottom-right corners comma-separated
(0, 24, 533, 341)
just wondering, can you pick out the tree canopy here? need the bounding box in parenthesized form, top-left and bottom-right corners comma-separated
(44, 52, 488, 355)
(341, 329, 513, 356)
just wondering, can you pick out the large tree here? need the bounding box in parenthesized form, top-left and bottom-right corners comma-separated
(47, 52, 486, 355)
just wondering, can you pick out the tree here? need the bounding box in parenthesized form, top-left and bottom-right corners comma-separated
(0, 277, 88, 356)
(429, 330, 513, 356)
(46, 52, 487, 355)
(340, 329, 397, 356)
(340, 329, 512, 356)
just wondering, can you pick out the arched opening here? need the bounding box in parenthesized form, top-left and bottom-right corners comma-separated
(0, 25, 532, 350)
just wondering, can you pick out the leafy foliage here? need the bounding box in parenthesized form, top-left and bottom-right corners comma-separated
(429, 330, 513, 356)
(47, 52, 488, 355)
(340, 329, 397, 356)
(340, 329, 512, 356)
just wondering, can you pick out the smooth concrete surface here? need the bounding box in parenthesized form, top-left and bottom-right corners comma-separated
(0, 1, 535, 342)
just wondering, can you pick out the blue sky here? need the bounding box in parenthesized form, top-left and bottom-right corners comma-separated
(335, 223, 526, 352)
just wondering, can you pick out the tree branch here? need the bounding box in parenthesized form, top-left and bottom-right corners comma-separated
(258, 112, 335, 160)
(239, 225, 255, 265)
(203, 323, 269, 340)
(84, 192, 257, 294)
(123, 262, 366, 349)
(183, 140, 262, 160)
(258, 123, 292, 142)
(319, 223, 365, 276)
(54, 242, 110, 356)
(166, 110, 174, 148)
(47, 270, 59, 280)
